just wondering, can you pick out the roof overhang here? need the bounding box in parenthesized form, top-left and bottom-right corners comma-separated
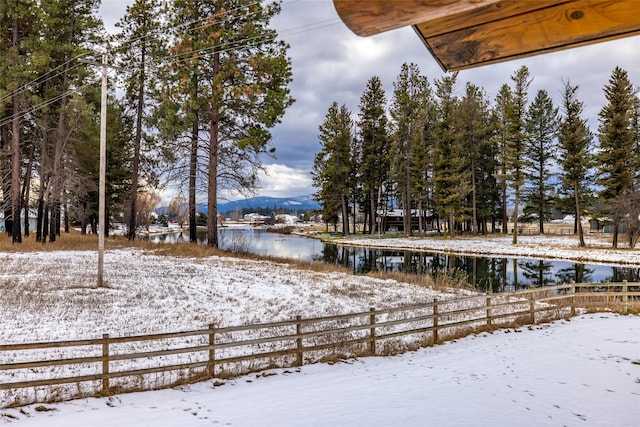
(333, 0, 640, 71)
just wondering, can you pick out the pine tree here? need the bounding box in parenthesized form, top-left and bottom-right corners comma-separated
(558, 80, 593, 247)
(168, 0, 293, 247)
(35, 0, 102, 242)
(0, 0, 39, 242)
(313, 102, 353, 235)
(493, 84, 512, 234)
(596, 67, 635, 248)
(115, 0, 168, 240)
(389, 63, 431, 236)
(357, 76, 389, 235)
(524, 89, 558, 234)
(458, 82, 493, 234)
(433, 72, 466, 237)
(630, 93, 640, 189)
(506, 66, 532, 244)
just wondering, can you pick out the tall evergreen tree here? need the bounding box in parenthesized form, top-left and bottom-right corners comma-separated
(630, 92, 640, 190)
(433, 72, 466, 237)
(458, 82, 493, 234)
(116, 0, 167, 240)
(169, 0, 293, 247)
(389, 62, 430, 236)
(493, 84, 512, 234)
(506, 66, 531, 244)
(36, 0, 102, 242)
(596, 66, 635, 248)
(524, 89, 558, 234)
(313, 102, 353, 235)
(356, 76, 389, 235)
(558, 81, 593, 247)
(0, 0, 40, 242)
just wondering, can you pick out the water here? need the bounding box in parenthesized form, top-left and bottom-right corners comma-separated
(147, 227, 640, 291)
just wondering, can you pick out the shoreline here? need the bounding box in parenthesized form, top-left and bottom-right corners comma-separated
(320, 232, 640, 267)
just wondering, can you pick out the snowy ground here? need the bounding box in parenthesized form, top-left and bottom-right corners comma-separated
(2, 313, 638, 427)
(341, 233, 640, 266)
(1, 236, 639, 424)
(0, 249, 461, 344)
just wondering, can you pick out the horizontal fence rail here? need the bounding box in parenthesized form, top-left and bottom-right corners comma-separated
(1, 282, 638, 408)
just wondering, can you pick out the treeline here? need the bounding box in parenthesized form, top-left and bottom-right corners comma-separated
(313, 64, 640, 248)
(0, 0, 292, 247)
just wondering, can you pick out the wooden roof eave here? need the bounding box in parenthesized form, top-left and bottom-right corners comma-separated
(333, 0, 640, 71)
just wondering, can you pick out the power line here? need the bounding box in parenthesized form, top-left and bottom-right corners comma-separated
(0, 53, 89, 106)
(0, 2, 339, 127)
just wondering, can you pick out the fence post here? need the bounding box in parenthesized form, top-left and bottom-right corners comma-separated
(369, 307, 376, 355)
(102, 333, 109, 395)
(486, 295, 492, 327)
(208, 324, 216, 378)
(529, 295, 536, 324)
(433, 299, 439, 344)
(570, 282, 576, 317)
(622, 280, 628, 314)
(296, 315, 303, 366)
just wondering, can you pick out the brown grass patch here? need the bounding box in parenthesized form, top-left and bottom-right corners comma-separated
(0, 230, 470, 289)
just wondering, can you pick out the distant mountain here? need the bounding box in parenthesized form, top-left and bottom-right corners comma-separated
(156, 195, 320, 215)
(218, 195, 320, 213)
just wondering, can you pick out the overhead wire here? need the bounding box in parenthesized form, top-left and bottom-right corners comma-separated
(0, 53, 90, 106)
(0, 70, 116, 129)
(0, 0, 339, 127)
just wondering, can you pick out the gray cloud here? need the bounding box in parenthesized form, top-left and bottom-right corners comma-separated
(100, 0, 640, 199)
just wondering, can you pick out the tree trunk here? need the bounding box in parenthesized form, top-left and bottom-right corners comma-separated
(207, 53, 221, 248)
(501, 177, 508, 234)
(341, 194, 349, 236)
(189, 116, 198, 242)
(404, 173, 412, 237)
(369, 186, 376, 235)
(48, 58, 71, 243)
(539, 166, 545, 234)
(448, 210, 455, 238)
(573, 180, 585, 247)
(512, 189, 519, 244)
(36, 106, 50, 242)
(128, 42, 146, 240)
(11, 91, 22, 243)
(470, 158, 478, 234)
(188, 69, 199, 243)
(22, 143, 34, 236)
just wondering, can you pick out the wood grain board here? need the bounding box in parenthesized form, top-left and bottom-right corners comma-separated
(333, 0, 640, 70)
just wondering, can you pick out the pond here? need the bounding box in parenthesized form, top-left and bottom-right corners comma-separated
(147, 227, 640, 292)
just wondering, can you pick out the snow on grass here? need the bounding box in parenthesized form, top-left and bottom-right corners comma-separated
(1, 237, 639, 423)
(2, 313, 638, 427)
(342, 233, 640, 265)
(0, 248, 458, 344)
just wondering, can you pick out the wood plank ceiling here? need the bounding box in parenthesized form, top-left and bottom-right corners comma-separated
(333, 0, 640, 71)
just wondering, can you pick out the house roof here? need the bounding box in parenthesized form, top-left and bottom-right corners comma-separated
(333, 0, 640, 71)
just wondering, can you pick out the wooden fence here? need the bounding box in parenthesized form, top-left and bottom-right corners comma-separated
(1, 282, 638, 408)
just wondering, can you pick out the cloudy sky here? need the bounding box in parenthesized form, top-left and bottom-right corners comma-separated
(99, 0, 640, 201)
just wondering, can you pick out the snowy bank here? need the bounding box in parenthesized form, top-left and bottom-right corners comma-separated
(3, 313, 638, 427)
(339, 233, 640, 266)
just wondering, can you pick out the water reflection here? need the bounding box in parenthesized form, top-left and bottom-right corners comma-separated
(146, 228, 640, 291)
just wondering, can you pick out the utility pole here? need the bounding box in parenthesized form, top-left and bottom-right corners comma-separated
(98, 54, 107, 287)
(80, 54, 110, 287)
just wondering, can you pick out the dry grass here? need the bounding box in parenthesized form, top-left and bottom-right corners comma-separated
(365, 268, 475, 292)
(4, 229, 594, 293)
(0, 230, 101, 252)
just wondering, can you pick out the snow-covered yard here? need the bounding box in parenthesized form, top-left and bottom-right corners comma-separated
(0, 249, 459, 344)
(1, 236, 639, 425)
(2, 313, 638, 426)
